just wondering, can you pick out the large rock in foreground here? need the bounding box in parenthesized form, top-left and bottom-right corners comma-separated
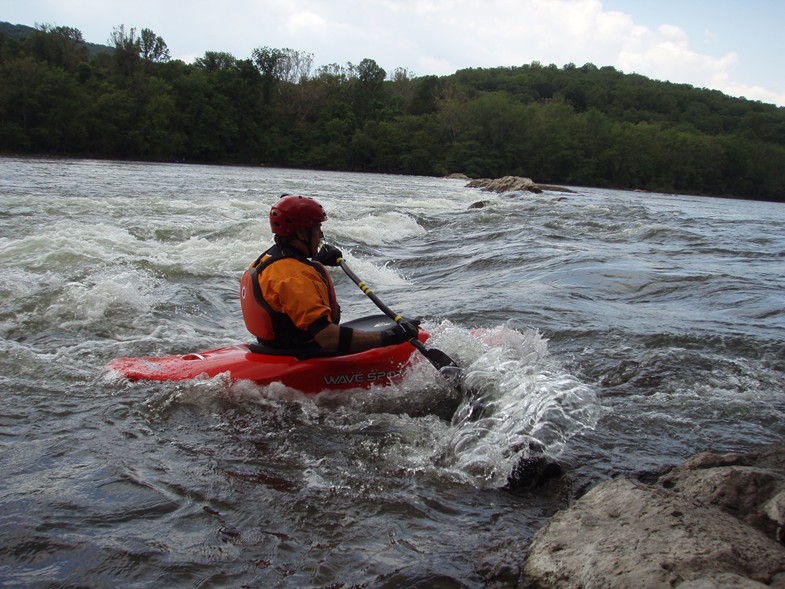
(524, 444, 785, 588)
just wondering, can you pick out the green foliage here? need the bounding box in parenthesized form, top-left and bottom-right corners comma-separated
(1, 22, 784, 201)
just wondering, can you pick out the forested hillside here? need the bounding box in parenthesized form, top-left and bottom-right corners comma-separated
(1, 22, 784, 201)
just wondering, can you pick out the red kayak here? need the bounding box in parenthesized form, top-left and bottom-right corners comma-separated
(108, 315, 428, 394)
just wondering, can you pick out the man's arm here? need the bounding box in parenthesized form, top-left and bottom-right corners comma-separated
(311, 320, 420, 354)
(312, 322, 383, 353)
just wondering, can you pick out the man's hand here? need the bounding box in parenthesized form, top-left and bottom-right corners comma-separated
(380, 318, 420, 346)
(314, 243, 343, 267)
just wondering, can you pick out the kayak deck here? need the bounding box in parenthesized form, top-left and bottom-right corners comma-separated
(108, 315, 428, 393)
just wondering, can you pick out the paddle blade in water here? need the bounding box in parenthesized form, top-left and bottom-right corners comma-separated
(424, 347, 461, 371)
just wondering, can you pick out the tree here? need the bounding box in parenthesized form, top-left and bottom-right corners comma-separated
(139, 28, 170, 63)
(171, 69, 238, 160)
(108, 25, 169, 76)
(409, 75, 440, 115)
(195, 51, 237, 72)
(25, 24, 87, 72)
(109, 24, 141, 77)
(252, 46, 286, 104)
(348, 58, 386, 123)
(0, 55, 88, 152)
(357, 58, 385, 88)
(279, 48, 313, 84)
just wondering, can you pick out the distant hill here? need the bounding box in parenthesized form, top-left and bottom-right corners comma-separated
(0, 21, 34, 40)
(0, 21, 113, 58)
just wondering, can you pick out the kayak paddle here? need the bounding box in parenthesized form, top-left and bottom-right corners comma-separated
(335, 255, 463, 380)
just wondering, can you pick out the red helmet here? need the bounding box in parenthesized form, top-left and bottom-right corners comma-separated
(269, 194, 327, 236)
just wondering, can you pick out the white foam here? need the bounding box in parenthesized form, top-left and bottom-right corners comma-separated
(434, 323, 600, 487)
(334, 251, 411, 287)
(43, 267, 158, 326)
(335, 212, 426, 246)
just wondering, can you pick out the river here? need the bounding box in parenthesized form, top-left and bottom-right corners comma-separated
(1, 156, 784, 587)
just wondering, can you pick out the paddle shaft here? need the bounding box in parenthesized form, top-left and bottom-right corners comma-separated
(338, 259, 422, 347)
(336, 257, 462, 373)
(338, 260, 400, 317)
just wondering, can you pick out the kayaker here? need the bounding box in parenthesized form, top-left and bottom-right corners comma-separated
(240, 194, 419, 356)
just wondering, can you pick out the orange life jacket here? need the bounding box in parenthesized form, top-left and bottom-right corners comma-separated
(240, 244, 340, 348)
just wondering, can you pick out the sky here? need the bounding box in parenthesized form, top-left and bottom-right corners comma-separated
(3, 0, 784, 107)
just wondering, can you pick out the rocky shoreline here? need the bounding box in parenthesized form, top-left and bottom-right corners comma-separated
(513, 442, 785, 588)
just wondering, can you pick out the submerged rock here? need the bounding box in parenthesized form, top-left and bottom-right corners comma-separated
(523, 442, 785, 588)
(508, 455, 564, 490)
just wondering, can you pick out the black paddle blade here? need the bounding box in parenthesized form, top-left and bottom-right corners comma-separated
(411, 339, 465, 389)
(423, 346, 461, 371)
(410, 338, 459, 371)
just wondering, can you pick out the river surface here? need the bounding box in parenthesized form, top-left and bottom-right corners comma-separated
(1, 157, 784, 588)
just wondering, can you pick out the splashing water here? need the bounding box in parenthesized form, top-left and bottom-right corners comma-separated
(437, 323, 600, 487)
(137, 319, 599, 491)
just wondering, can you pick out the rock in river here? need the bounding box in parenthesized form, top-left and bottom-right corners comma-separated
(523, 443, 785, 588)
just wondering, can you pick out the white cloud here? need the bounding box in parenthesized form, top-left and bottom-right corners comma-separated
(719, 82, 785, 106)
(287, 11, 327, 33)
